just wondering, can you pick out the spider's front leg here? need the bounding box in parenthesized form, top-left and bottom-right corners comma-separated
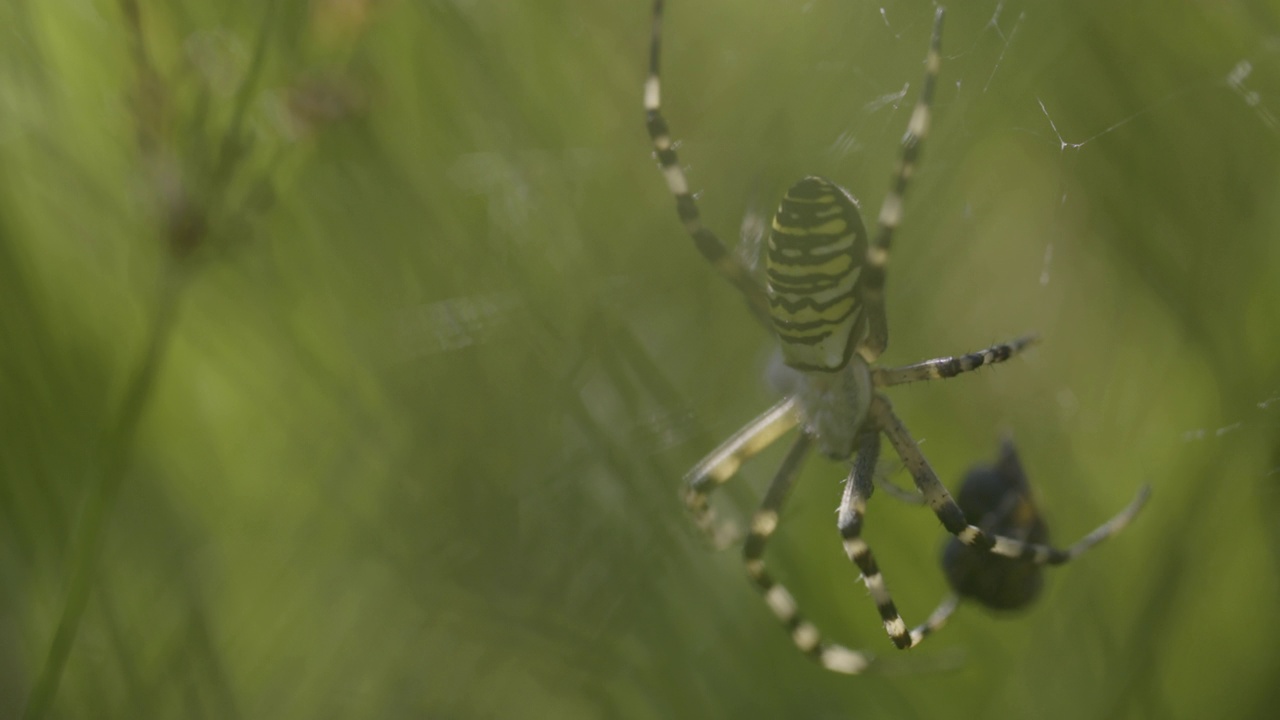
(737, 432, 877, 674)
(836, 430, 959, 650)
(682, 397, 799, 547)
(681, 400, 882, 674)
(869, 394, 1150, 565)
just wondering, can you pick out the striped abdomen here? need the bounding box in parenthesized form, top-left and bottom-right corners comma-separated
(766, 176, 869, 371)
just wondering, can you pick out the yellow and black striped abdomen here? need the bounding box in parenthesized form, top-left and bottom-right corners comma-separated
(766, 176, 869, 371)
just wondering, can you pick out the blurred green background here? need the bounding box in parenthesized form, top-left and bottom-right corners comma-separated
(3, 0, 1279, 718)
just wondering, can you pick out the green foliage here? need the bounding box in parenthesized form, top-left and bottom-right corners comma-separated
(2, 1, 1279, 718)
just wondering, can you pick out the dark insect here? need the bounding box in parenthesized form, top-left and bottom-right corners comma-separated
(942, 441, 1050, 610)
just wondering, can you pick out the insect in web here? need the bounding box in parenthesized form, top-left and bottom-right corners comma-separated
(941, 439, 1087, 612)
(644, 1, 1150, 674)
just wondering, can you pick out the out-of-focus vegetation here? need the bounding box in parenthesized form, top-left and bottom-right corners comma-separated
(2, 1, 1279, 718)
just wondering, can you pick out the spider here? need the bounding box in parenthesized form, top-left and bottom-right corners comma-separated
(644, 1, 1150, 674)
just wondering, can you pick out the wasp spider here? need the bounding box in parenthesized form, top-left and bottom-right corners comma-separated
(645, 1, 1150, 674)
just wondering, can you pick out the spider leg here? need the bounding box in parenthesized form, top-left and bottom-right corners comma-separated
(913, 592, 961, 647)
(645, 0, 772, 323)
(684, 397, 799, 547)
(1058, 487, 1151, 560)
(872, 335, 1040, 388)
(741, 432, 875, 674)
(858, 6, 946, 362)
(837, 431, 960, 650)
(874, 465, 926, 505)
(869, 393, 1151, 565)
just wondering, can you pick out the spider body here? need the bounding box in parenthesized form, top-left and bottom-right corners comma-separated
(766, 176, 870, 373)
(645, 0, 1149, 674)
(767, 177, 876, 460)
(788, 358, 871, 460)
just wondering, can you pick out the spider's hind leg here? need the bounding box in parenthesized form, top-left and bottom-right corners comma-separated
(857, 6, 946, 363)
(645, 0, 771, 322)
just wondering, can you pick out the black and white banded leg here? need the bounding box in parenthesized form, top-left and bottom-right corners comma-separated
(873, 336, 1041, 388)
(838, 431, 959, 650)
(645, 0, 772, 324)
(871, 394, 1151, 565)
(687, 400, 957, 670)
(858, 7, 945, 363)
(684, 397, 799, 547)
(739, 432, 877, 674)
